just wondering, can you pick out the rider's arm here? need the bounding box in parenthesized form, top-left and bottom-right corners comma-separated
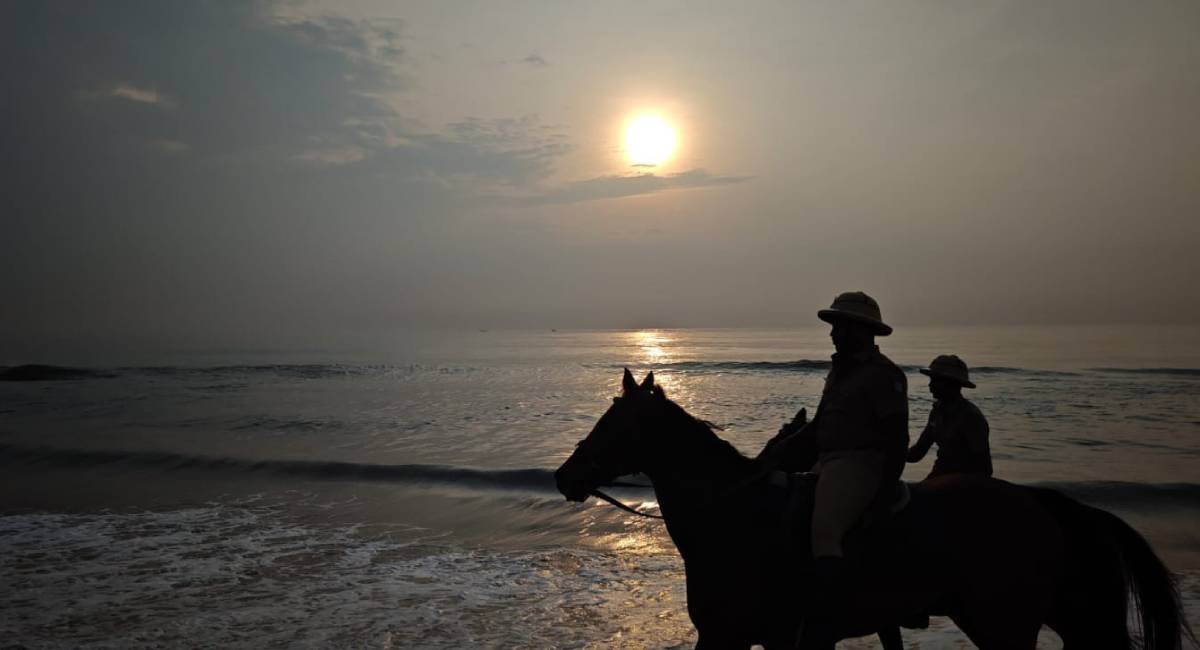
(883, 413, 909, 483)
(965, 412, 989, 453)
(759, 407, 807, 460)
(775, 422, 819, 472)
(965, 410, 992, 476)
(868, 367, 909, 482)
(907, 418, 936, 463)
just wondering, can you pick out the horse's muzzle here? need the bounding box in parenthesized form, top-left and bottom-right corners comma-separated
(554, 463, 592, 502)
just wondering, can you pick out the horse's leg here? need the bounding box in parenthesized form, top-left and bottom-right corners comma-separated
(952, 610, 1041, 650)
(877, 626, 904, 650)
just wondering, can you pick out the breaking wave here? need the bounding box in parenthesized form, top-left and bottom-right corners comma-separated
(0, 444, 556, 492)
(970, 366, 1080, 377)
(4, 443, 1200, 509)
(1031, 480, 1200, 509)
(0, 365, 117, 381)
(1089, 367, 1200, 377)
(637, 360, 831, 373)
(0, 364, 483, 381)
(603, 360, 1081, 377)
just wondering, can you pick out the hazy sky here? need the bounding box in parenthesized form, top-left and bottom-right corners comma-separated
(3, 1, 1199, 354)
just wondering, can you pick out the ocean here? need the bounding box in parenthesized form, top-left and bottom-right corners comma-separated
(2, 326, 1198, 648)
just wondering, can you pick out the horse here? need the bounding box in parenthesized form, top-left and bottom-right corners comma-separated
(554, 369, 1193, 650)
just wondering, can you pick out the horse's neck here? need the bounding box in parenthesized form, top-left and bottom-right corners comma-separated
(640, 408, 758, 524)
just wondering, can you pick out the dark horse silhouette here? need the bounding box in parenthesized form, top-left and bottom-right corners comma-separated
(555, 370, 1193, 649)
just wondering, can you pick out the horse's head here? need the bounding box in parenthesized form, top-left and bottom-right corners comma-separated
(555, 368, 664, 502)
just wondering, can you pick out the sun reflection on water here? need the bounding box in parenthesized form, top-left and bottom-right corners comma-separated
(632, 330, 672, 363)
(594, 523, 674, 556)
(580, 498, 675, 556)
(618, 329, 711, 412)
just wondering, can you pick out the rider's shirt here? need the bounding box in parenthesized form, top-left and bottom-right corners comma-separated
(922, 396, 992, 477)
(806, 346, 908, 559)
(812, 346, 908, 455)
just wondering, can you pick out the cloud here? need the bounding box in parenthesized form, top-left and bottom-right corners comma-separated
(0, 2, 448, 342)
(2, 1, 569, 192)
(521, 53, 548, 66)
(1, 0, 408, 184)
(111, 83, 175, 108)
(0, 0, 755, 349)
(281, 116, 568, 196)
(520, 169, 752, 205)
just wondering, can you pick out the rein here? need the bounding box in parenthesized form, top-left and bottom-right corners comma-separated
(589, 487, 665, 520)
(590, 469, 774, 521)
(573, 391, 749, 522)
(578, 412, 755, 522)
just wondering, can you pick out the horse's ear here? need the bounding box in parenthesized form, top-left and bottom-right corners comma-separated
(640, 371, 655, 390)
(622, 368, 638, 394)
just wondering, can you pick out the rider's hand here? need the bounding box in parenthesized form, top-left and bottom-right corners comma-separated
(786, 407, 807, 431)
(774, 407, 808, 437)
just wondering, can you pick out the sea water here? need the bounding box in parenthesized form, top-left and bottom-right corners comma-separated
(2, 326, 1198, 648)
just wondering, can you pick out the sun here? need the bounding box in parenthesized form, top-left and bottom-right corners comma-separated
(624, 115, 676, 168)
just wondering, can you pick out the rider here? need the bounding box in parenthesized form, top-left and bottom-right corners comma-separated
(765, 291, 909, 647)
(907, 354, 992, 479)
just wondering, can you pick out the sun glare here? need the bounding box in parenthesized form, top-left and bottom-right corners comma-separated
(624, 115, 676, 167)
(633, 330, 672, 362)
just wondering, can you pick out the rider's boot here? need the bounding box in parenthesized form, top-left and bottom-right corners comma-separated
(796, 556, 846, 649)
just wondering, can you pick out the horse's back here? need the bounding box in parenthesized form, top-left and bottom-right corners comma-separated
(866, 475, 1066, 613)
(682, 474, 1073, 645)
(903, 475, 1063, 563)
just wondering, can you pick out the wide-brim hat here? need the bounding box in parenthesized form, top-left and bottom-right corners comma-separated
(920, 354, 976, 388)
(817, 291, 893, 336)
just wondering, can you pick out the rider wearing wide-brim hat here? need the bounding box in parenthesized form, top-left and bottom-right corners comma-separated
(817, 291, 894, 337)
(919, 354, 976, 389)
(807, 291, 908, 555)
(908, 354, 992, 479)
(765, 290, 909, 647)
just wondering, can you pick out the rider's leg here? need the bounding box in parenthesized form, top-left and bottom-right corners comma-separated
(799, 451, 884, 648)
(876, 626, 903, 650)
(810, 450, 884, 558)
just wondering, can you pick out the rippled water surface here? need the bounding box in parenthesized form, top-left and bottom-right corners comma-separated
(2, 326, 1199, 647)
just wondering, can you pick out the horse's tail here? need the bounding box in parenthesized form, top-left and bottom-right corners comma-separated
(1031, 487, 1195, 650)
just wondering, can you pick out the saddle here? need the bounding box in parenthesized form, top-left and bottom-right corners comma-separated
(765, 471, 912, 551)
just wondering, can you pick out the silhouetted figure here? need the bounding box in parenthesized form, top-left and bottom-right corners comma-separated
(762, 291, 908, 649)
(907, 354, 992, 479)
(558, 369, 1195, 648)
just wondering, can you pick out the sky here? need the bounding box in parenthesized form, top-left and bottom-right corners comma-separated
(3, 0, 1199, 355)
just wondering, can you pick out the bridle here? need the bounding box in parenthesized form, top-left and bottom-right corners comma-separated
(574, 395, 666, 520)
(590, 485, 664, 520)
(572, 392, 758, 521)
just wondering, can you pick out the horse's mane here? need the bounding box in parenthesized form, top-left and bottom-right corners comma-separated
(650, 385, 754, 468)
